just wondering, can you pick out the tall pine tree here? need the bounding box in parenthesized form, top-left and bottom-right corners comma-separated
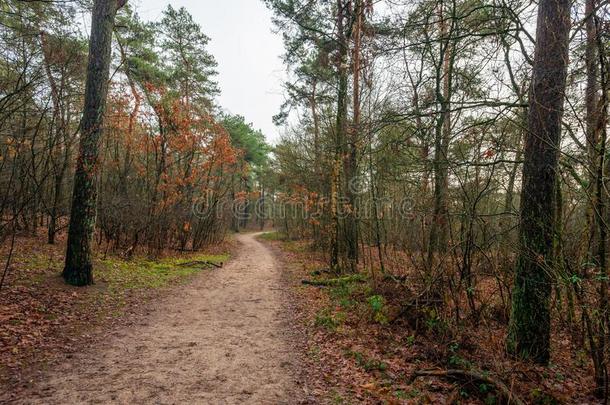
(63, 0, 125, 286)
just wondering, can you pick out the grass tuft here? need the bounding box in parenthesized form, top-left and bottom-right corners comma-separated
(98, 253, 229, 291)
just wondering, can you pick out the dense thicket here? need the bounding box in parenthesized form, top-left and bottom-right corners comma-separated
(265, 0, 610, 395)
(0, 2, 268, 279)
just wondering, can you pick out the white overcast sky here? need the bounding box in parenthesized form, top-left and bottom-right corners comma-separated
(133, 0, 286, 144)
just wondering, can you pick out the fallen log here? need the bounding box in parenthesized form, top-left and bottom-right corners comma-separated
(301, 274, 366, 287)
(413, 369, 524, 405)
(309, 268, 332, 277)
(177, 260, 223, 269)
(382, 274, 408, 282)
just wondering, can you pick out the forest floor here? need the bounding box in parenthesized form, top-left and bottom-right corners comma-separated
(1, 232, 309, 404)
(262, 232, 599, 404)
(1, 231, 599, 404)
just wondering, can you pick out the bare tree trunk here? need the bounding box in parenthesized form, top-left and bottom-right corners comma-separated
(585, 0, 601, 266)
(330, 0, 350, 272)
(63, 0, 123, 286)
(427, 2, 452, 284)
(342, 0, 363, 273)
(506, 0, 571, 364)
(582, 0, 608, 394)
(40, 31, 68, 245)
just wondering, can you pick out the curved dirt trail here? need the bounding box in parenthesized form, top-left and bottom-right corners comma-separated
(13, 233, 302, 404)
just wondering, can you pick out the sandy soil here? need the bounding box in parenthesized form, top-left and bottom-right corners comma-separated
(4, 233, 304, 404)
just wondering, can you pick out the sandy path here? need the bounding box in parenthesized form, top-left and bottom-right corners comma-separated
(10, 233, 302, 404)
